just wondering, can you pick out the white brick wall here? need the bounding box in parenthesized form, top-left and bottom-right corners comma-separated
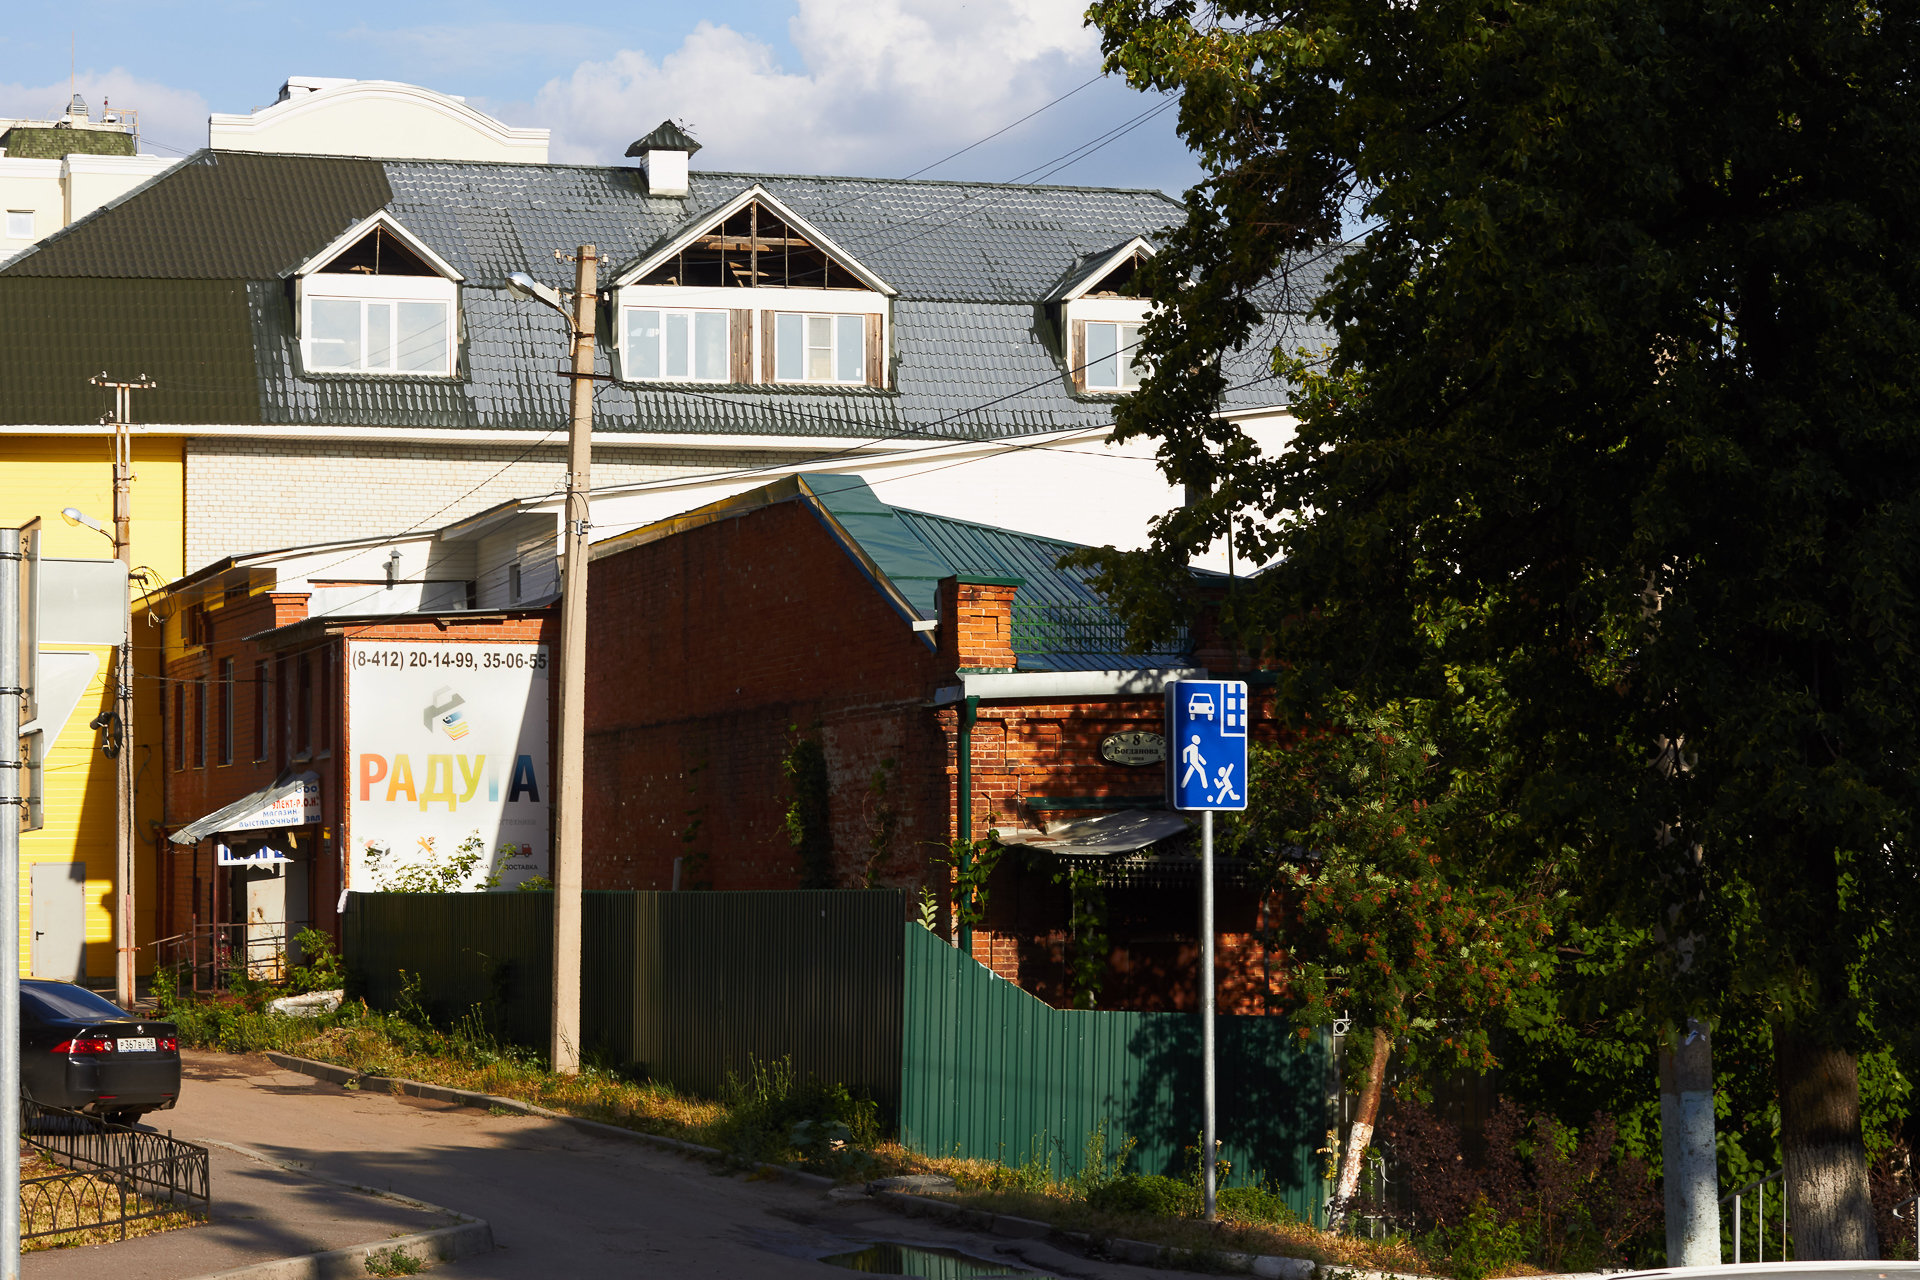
(184, 437, 821, 570)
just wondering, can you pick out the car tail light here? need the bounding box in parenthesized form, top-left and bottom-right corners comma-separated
(158, 1036, 178, 1052)
(54, 1038, 111, 1055)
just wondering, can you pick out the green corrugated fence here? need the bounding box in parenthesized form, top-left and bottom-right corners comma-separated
(345, 891, 1326, 1214)
(899, 922, 1329, 1219)
(343, 890, 905, 1109)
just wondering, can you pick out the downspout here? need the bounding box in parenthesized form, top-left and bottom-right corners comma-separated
(957, 695, 978, 956)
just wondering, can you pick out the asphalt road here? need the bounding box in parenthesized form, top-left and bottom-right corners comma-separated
(133, 1050, 1187, 1279)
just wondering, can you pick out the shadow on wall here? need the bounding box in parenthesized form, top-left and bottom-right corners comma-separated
(1123, 1011, 1326, 1204)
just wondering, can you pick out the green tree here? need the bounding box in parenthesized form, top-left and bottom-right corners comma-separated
(1084, 0, 1920, 1256)
(1225, 695, 1553, 1222)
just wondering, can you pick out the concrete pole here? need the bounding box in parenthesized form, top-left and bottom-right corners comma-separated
(1201, 808, 1217, 1222)
(1661, 1017, 1720, 1265)
(2, 526, 24, 1276)
(549, 246, 597, 1075)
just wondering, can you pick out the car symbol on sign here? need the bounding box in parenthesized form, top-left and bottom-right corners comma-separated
(1187, 692, 1216, 720)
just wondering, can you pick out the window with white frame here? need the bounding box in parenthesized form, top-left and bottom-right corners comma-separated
(775, 312, 865, 384)
(5, 210, 33, 240)
(624, 307, 729, 381)
(1082, 320, 1146, 391)
(303, 280, 455, 375)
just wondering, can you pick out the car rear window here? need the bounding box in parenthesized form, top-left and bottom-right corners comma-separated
(22, 985, 127, 1021)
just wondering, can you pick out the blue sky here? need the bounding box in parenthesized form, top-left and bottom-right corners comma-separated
(0, 1, 1203, 195)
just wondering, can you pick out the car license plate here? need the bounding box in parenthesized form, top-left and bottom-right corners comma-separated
(116, 1037, 155, 1053)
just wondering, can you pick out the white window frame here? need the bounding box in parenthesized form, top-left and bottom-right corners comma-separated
(299, 275, 459, 377)
(613, 285, 889, 388)
(620, 306, 731, 382)
(775, 312, 866, 385)
(1066, 297, 1153, 394)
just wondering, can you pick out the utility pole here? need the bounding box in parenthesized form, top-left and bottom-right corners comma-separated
(2, 526, 24, 1277)
(550, 248, 596, 1074)
(92, 373, 152, 1010)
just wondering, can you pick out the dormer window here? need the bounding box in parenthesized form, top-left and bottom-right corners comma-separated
(1083, 321, 1146, 390)
(613, 186, 895, 389)
(624, 307, 729, 381)
(296, 214, 463, 378)
(1053, 237, 1155, 394)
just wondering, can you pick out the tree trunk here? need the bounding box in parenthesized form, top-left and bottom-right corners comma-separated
(1330, 1027, 1391, 1230)
(1776, 1022, 1878, 1259)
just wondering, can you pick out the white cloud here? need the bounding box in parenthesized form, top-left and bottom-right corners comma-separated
(533, 0, 1103, 175)
(0, 69, 208, 157)
(338, 21, 616, 76)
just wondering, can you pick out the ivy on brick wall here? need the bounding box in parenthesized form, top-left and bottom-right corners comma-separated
(783, 726, 834, 890)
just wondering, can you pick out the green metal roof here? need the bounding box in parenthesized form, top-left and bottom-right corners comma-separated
(626, 121, 702, 156)
(3, 151, 391, 279)
(0, 277, 260, 422)
(800, 474, 1190, 671)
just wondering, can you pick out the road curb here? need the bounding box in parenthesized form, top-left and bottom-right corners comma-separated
(869, 1188, 1324, 1277)
(262, 1051, 837, 1191)
(185, 1221, 494, 1280)
(181, 1136, 493, 1279)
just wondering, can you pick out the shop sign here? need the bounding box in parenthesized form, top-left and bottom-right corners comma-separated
(217, 843, 291, 867)
(346, 641, 551, 890)
(222, 777, 322, 834)
(1099, 730, 1166, 767)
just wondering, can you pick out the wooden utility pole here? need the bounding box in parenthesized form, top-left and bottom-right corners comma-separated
(92, 373, 152, 1010)
(550, 248, 596, 1074)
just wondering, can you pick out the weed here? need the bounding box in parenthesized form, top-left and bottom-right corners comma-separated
(363, 1245, 423, 1276)
(290, 927, 344, 993)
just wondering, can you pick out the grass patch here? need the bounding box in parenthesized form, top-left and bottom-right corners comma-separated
(20, 1144, 206, 1251)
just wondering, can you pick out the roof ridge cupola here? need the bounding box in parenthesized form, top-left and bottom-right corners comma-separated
(626, 120, 702, 198)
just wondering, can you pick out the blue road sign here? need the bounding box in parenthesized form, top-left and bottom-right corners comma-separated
(1166, 679, 1249, 811)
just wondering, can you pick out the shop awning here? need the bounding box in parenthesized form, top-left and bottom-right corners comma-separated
(169, 772, 320, 845)
(991, 809, 1190, 855)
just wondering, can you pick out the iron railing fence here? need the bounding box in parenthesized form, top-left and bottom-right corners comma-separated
(21, 1099, 210, 1241)
(1009, 602, 1188, 659)
(151, 918, 312, 992)
(1721, 1168, 1786, 1264)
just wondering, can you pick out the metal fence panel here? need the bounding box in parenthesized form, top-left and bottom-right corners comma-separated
(345, 890, 906, 1114)
(899, 923, 1329, 1220)
(631, 890, 906, 1112)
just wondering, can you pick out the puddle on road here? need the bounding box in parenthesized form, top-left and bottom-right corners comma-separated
(819, 1241, 1042, 1277)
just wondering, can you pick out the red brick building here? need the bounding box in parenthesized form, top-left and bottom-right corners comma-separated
(156, 543, 556, 963)
(582, 474, 1278, 1011)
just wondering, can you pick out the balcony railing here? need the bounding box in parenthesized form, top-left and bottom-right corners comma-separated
(1008, 602, 1187, 659)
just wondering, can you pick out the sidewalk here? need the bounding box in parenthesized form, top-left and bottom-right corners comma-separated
(21, 1130, 451, 1279)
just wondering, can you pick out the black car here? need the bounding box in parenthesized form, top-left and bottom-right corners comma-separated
(20, 980, 180, 1124)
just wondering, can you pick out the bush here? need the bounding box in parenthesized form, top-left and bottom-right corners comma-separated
(711, 1055, 880, 1176)
(1217, 1183, 1300, 1225)
(1087, 1174, 1196, 1218)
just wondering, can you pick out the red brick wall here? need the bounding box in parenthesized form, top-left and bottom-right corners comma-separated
(582, 499, 951, 895)
(160, 599, 557, 943)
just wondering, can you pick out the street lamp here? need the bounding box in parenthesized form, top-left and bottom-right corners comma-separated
(503, 252, 598, 1075)
(62, 505, 136, 1008)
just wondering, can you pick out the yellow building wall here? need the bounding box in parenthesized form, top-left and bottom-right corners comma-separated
(0, 434, 185, 979)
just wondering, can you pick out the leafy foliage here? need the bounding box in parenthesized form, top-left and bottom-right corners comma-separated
(782, 729, 834, 890)
(364, 831, 500, 893)
(1379, 1098, 1662, 1275)
(1223, 699, 1553, 1078)
(1085, 0, 1920, 1247)
(290, 927, 344, 993)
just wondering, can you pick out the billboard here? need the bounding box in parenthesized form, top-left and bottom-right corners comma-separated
(346, 640, 550, 890)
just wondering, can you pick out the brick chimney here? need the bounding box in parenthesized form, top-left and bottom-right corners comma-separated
(936, 575, 1022, 672)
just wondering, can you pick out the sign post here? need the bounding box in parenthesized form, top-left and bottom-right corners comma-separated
(1167, 678, 1249, 1224)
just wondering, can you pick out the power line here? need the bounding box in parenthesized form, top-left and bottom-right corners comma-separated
(901, 74, 1105, 179)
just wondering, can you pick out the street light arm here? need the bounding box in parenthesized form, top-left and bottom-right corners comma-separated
(505, 272, 576, 329)
(60, 507, 112, 540)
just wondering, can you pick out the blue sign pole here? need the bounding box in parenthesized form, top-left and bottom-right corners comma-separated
(1166, 679, 1249, 1224)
